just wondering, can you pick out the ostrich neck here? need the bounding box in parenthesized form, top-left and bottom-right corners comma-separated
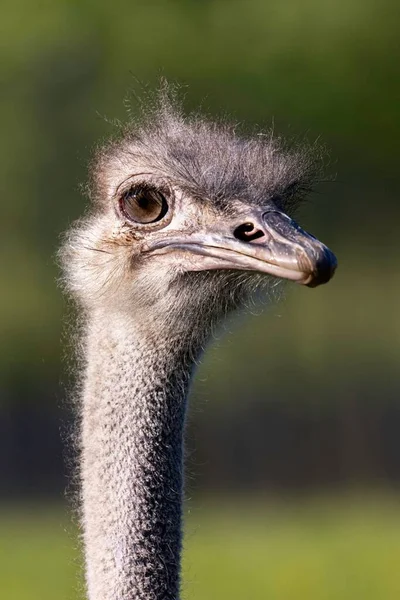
(81, 309, 197, 600)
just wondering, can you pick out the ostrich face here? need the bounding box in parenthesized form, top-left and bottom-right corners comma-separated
(114, 176, 334, 286)
(63, 91, 336, 324)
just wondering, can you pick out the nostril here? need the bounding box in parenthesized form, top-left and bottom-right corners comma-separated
(234, 222, 265, 243)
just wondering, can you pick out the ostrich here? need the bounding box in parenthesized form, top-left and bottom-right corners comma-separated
(61, 85, 336, 600)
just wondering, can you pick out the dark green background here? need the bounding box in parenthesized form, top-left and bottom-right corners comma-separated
(2, 2, 400, 599)
(2, 0, 399, 493)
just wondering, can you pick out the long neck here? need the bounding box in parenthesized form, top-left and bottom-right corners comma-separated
(80, 310, 196, 600)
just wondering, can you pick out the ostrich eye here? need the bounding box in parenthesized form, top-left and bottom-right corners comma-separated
(120, 185, 168, 224)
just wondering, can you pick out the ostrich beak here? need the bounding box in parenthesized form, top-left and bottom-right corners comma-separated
(149, 210, 337, 287)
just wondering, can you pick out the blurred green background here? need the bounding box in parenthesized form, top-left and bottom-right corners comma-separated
(1, 0, 400, 598)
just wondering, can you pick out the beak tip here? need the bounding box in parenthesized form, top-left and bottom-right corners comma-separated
(306, 248, 337, 288)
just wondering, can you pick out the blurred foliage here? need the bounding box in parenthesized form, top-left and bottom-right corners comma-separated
(2, 3, 400, 594)
(1, 0, 400, 499)
(2, 0, 399, 405)
(2, 494, 400, 599)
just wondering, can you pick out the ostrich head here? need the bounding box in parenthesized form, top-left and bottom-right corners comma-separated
(64, 86, 336, 340)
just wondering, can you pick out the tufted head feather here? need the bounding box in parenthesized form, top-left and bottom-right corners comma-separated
(60, 82, 336, 339)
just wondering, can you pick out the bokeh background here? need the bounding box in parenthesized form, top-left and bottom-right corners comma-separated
(2, 1, 400, 598)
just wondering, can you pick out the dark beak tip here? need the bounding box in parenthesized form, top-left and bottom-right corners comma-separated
(306, 249, 337, 288)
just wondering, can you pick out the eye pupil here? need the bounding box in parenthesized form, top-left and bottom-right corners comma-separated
(120, 186, 168, 224)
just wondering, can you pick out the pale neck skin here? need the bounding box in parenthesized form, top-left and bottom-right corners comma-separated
(81, 308, 198, 600)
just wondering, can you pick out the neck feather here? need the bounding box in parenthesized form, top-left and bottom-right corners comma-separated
(80, 309, 197, 600)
